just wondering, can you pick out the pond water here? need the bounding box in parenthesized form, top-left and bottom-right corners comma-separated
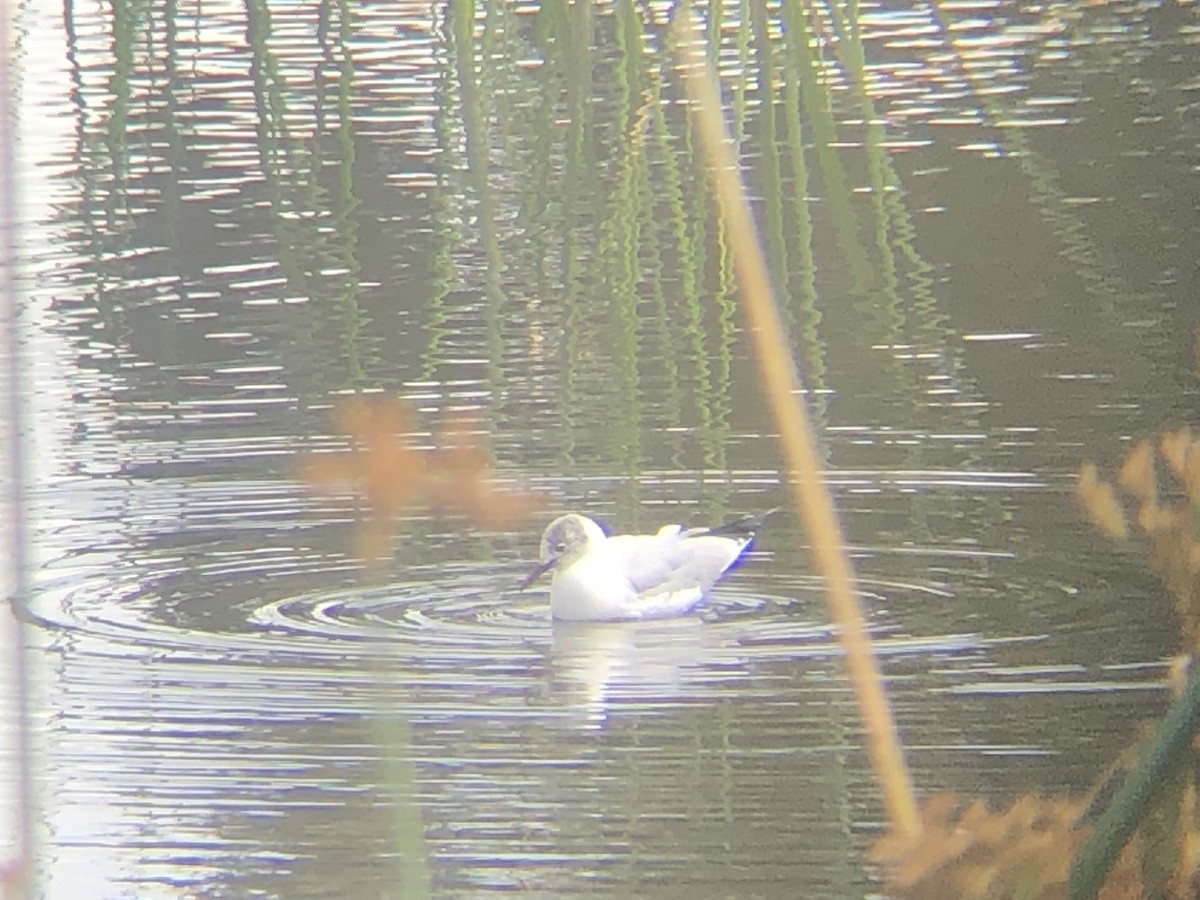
(7, 0, 1200, 896)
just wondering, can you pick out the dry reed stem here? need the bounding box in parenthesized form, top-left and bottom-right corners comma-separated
(1161, 428, 1191, 483)
(1117, 439, 1156, 505)
(1077, 462, 1129, 540)
(672, 6, 921, 839)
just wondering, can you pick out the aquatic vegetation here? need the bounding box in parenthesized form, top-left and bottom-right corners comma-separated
(864, 432, 1200, 895)
(869, 431, 1200, 897)
(675, 0, 1200, 894)
(873, 793, 1090, 899)
(673, 0, 921, 840)
(872, 642, 1200, 899)
(300, 396, 543, 563)
(871, 777, 1194, 898)
(1078, 428, 1200, 649)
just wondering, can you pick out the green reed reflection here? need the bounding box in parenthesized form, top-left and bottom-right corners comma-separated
(816, 0, 954, 403)
(749, 0, 788, 300)
(449, 0, 505, 397)
(58, 0, 1088, 487)
(424, 12, 456, 383)
(780, 0, 872, 297)
(649, 70, 733, 482)
(329, 0, 367, 389)
(602, 0, 648, 517)
(728, 0, 753, 146)
(927, 0, 1127, 317)
(779, 22, 827, 424)
(108, 0, 134, 199)
(414, 0, 922, 510)
(246, 0, 374, 389)
(379, 714, 433, 898)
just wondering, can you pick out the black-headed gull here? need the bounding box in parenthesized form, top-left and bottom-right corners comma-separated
(519, 511, 772, 621)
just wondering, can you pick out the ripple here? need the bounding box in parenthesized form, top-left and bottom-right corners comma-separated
(29, 546, 984, 673)
(252, 568, 552, 651)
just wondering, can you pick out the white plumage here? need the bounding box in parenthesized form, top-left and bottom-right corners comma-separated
(520, 512, 765, 621)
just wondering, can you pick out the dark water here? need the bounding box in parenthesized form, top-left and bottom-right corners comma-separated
(8, 0, 1199, 895)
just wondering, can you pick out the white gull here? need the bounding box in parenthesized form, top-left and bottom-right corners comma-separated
(519, 511, 771, 621)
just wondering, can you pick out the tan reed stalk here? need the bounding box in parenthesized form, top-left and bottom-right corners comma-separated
(672, 6, 922, 840)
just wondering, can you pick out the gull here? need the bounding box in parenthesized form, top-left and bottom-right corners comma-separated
(519, 510, 773, 621)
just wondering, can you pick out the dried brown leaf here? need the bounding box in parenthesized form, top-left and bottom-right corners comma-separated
(1118, 439, 1157, 503)
(1184, 448, 1200, 507)
(426, 415, 544, 527)
(1078, 462, 1129, 539)
(873, 793, 1088, 900)
(1137, 500, 1185, 535)
(299, 397, 541, 564)
(1161, 428, 1191, 482)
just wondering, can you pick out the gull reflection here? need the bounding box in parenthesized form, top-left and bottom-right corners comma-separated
(547, 616, 715, 724)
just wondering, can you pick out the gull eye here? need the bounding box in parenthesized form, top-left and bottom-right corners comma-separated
(553, 542, 567, 554)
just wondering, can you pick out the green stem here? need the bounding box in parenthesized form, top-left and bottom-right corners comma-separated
(1068, 668, 1200, 899)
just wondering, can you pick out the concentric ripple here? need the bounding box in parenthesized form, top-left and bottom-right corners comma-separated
(29, 542, 985, 673)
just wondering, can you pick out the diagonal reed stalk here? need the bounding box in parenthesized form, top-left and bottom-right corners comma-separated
(671, 5, 921, 840)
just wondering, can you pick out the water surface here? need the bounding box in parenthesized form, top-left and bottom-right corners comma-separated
(10, 0, 1198, 895)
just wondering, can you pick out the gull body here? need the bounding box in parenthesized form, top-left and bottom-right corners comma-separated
(521, 512, 765, 621)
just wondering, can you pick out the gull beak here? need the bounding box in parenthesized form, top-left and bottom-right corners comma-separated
(517, 559, 555, 591)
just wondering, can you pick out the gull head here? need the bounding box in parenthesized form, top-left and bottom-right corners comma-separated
(517, 513, 606, 590)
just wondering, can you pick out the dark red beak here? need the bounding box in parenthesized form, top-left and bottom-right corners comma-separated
(517, 559, 555, 591)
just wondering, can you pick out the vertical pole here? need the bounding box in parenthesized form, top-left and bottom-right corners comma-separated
(0, 0, 34, 893)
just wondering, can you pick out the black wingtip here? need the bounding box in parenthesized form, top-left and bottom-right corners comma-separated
(708, 506, 782, 537)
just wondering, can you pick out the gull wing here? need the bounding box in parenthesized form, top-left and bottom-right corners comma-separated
(604, 526, 751, 618)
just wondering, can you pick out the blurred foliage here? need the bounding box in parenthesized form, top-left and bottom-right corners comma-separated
(874, 793, 1090, 899)
(872, 426, 1200, 896)
(1072, 425, 1200, 897)
(874, 714, 1200, 899)
(300, 396, 543, 563)
(1078, 428, 1200, 649)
